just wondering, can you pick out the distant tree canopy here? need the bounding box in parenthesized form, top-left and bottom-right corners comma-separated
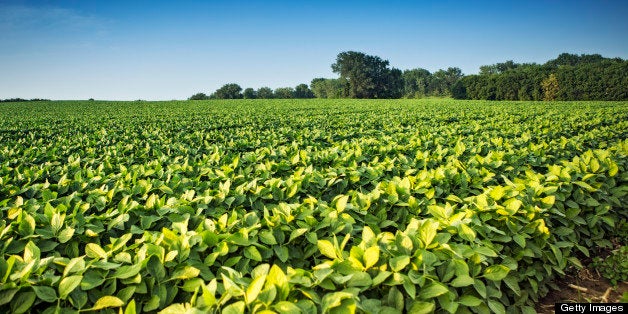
(191, 83, 315, 100)
(274, 87, 294, 99)
(0, 98, 50, 102)
(479, 60, 521, 75)
(190, 52, 626, 101)
(402, 68, 431, 98)
(294, 84, 315, 98)
(454, 53, 628, 101)
(331, 51, 403, 98)
(311, 51, 462, 99)
(310, 78, 347, 99)
(210, 83, 243, 99)
(188, 92, 210, 100)
(256, 87, 274, 99)
(243, 88, 256, 99)
(402, 67, 463, 98)
(271, 84, 315, 99)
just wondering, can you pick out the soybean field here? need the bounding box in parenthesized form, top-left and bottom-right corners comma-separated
(0, 99, 626, 313)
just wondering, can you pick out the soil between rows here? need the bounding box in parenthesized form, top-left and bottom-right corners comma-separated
(536, 262, 627, 313)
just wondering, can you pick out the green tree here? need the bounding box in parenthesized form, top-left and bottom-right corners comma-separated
(541, 74, 559, 101)
(479, 60, 519, 75)
(331, 51, 401, 98)
(444, 67, 464, 88)
(243, 88, 257, 99)
(451, 81, 467, 99)
(429, 70, 449, 96)
(274, 87, 295, 99)
(380, 68, 403, 98)
(188, 92, 209, 100)
(294, 84, 315, 98)
(256, 87, 274, 99)
(545, 53, 604, 68)
(402, 68, 431, 98)
(310, 78, 347, 98)
(460, 53, 627, 101)
(428, 67, 463, 96)
(212, 83, 243, 99)
(310, 78, 328, 98)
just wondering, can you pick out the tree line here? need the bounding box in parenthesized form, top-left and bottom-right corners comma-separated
(193, 51, 465, 100)
(191, 51, 627, 101)
(0, 98, 50, 102)
(453, 53, 628, 101)
(189, 83, 315, 100)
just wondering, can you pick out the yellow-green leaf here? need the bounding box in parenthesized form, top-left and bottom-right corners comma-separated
(92, 296, 125, 310)
(540, 195, 555, 206)
(244, 246, 263, 262)
(483, 265, 510, 281)
(246, 274, 266, 304)
(489, 186, 505, 200)
(125, 299, 137, 314)
(389, 255, 410, 272)
(458, 224, 476, 242)
(363, 246, 379, 269)
(335, 195, 349, 212)
(63, 257, 85, 277)
(85, 243, 108, 259)
(59, 275, 83, 299)
(171, 266, 200, 280)
(317, 240, 337, 259)
(418, 282, 449, 299)
(409, 301, 435, 314)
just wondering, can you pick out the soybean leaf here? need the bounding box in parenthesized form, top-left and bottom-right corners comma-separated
(244, 246, 263, 262)
(488, 299, 506, 314)
(317, 240, 337, 259)
(418, 282, 449, 299)
(59, 275, 83, 299)
(91, 296, 125, 310)
(450, 275, 475, 287)
(171, 266, 200, 280)
(125, 299, 137, 314)
(246, 274, 266, 304)
(0, 289, 19, 306)
(363, 246, 380, 269)
(483, 265, 510, 281)
(408, 301, 435, 314)
(11, 292, 36, 314)
(389, 255, 410, 272)
(85, 243, 108, 259)
(459, 295, 483, 307)
(114, 263, 142, 279)
(289, 228, 309, 243)
(33, 286, 58, 303)
(274, 301, 302, 313)
(223, 301, 245, 314)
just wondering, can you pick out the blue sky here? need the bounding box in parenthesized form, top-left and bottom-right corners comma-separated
(1, 0, 627, 100)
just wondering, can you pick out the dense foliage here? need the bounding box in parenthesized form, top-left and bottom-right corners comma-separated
(188, 93, 210, 101)
(310, 78, 348, 99)
(331, 51, 403, 99)
(0, 99, 626, 313)
(200, 84, 315, 100)
(189, 52, 626, 101)
(454, 53, 628, 101)
(210, 84, 244, 100)
(0, 98, 50, 102)
(402, 67, 463, 98)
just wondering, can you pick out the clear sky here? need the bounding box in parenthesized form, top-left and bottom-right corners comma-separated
(1, 0, 627, 100)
